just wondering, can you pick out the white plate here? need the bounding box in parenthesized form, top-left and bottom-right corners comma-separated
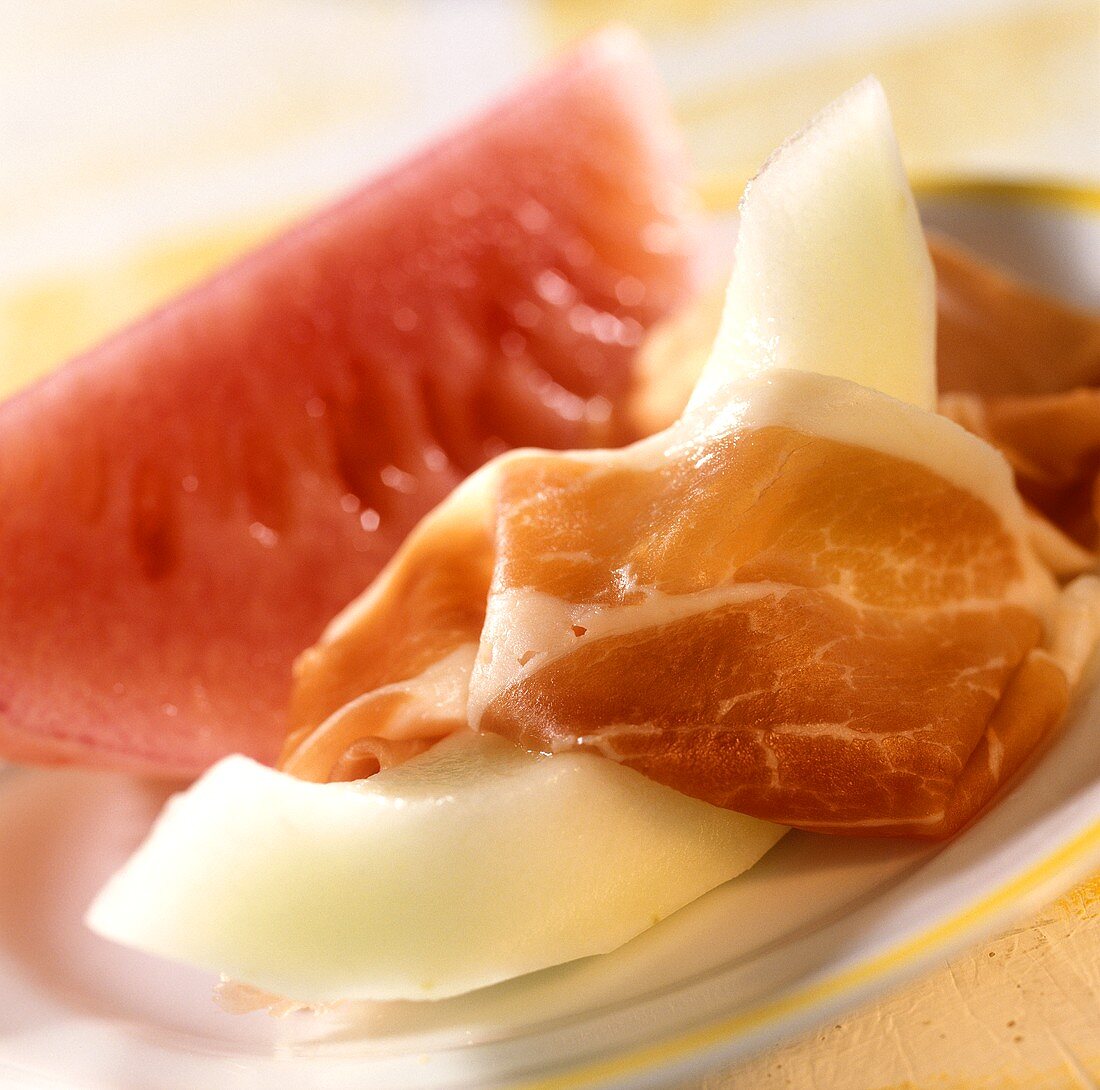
(1, 189, 1098, 1090)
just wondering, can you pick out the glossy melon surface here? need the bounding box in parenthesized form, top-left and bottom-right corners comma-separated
(0, 29, 695, 776)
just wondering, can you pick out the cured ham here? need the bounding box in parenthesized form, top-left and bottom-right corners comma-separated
(941, 390, 1100, 575)
(631, 235, 1100, 577)
(933, 234, 1100, 397)
(935, 239, 1100, 573)
(282, 80, 1099, 838)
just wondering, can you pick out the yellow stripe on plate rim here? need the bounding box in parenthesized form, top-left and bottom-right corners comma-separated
(513, 819, 1100, 1090)
(698, 175, 1100, 217)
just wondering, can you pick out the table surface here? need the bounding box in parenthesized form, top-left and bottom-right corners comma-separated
(3, 2, 1098, 1086)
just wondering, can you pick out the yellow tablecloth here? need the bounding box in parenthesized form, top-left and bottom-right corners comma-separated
(3, 2, 1098, 1084)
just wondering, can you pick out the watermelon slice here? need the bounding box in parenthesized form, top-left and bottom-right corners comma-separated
(0, 29, 696, 777)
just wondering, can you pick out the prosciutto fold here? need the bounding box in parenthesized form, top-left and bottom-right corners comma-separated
(281, 80, 1100, 839)
(934, 237, 1100, 573)
(632, 235, 1100, 574)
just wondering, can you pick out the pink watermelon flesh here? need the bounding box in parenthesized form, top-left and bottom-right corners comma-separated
(0, 29, 696, 777)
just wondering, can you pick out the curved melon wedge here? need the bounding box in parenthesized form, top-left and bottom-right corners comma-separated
(86, 732, 785, 1002)
(691, 77, 935, 411)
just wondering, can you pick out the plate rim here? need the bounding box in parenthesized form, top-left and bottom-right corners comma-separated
(514, 817, 1100, 1090)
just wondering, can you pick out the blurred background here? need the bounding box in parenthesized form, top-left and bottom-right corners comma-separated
(2, 0, 1097, 399)
(1, 2, 1098, 1086)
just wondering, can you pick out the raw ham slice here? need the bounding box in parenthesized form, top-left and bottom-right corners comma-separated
(469, 375, 1067, 837)
(281, 81, 1100, 838)
(630, 235, 1100, 574)
(941, 388, 1100, 573)
(935, 240, 1100, 572)
(933, 234, 1100, 397)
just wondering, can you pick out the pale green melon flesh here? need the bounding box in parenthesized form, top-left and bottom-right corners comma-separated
(692, 77, 935, 411)
(87, 733, 785, 1002)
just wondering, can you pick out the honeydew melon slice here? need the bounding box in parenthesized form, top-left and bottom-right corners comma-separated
(691, 77, 935, 410)
(86, 733, 785, 1002)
